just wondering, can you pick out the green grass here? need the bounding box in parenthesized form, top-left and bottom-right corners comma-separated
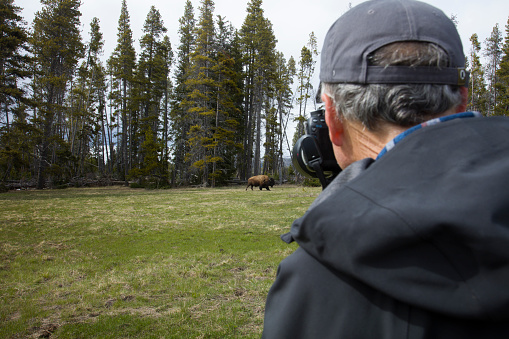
(0, 185, 320, 338)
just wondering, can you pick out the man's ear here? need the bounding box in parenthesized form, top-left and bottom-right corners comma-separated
(456, 87, 468, 113)
(322, 94, 343, 147)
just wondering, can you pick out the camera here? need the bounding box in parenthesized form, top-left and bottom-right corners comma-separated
(292, 109, 342, 189)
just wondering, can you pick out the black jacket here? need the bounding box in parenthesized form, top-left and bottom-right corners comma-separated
(263, 116, 509, 338)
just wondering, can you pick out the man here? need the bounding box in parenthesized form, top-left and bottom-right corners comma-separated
(262, 0, 509, 338)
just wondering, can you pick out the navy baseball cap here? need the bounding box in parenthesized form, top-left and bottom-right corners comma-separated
(320, 0, 469, 87)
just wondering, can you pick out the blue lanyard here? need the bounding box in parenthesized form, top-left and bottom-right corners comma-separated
(376, 112, 483, 160)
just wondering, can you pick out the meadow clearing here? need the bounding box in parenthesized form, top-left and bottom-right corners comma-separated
(0, 185, 320, 338)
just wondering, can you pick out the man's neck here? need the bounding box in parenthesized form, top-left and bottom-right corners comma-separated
(345, 108, 460, 161)
(343, 119, 407, 161)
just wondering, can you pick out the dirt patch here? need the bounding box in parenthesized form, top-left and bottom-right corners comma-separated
(29, 323, 59, 339)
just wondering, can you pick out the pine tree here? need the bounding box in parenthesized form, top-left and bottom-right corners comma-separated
(293, 33, 318, 146)
(107, 0, 136, 180)
(183, 0, 216, 186)
(131, 6, 169, 185)
(0, 0, 31, 130)
(86, 19, 109, 176)
(68, 17, 107, 178)
(227, 30, 246, 172)
(170, 0, 195, 186)
(257, 18, 278, 178)
(257, 20, 277, 178)
(209, 16, 243, 187)
(0, 0, 32, 184)
(468, 34, 487, 114)
(239, 0, 277, 178)
(484, 24, 503, 115)
(271, 52, 295, 183)
(137, 6, 167, 125)
(160, 35, 174, 178)
(495, 17, 509, 116)
(293, 46, 312, 144)
(31, 0, 84, 189)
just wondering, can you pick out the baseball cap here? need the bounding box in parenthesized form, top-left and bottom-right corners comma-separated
(320, 0, 469, 87)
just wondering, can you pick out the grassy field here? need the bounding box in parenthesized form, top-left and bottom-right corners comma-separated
(0, 185, 320, 338)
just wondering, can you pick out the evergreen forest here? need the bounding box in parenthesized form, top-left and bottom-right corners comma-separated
(1, 0, 509, 189)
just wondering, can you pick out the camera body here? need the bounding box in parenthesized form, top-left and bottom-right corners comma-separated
(292, 109, 342, 188)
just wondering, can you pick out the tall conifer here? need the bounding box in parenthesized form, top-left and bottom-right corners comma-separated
(31, 0, 83, 188)
(0, 0, 32, 184)
(69, 17, 107, 177)
(87, 19, 109, 176)
(484, 24, 503, 115)
(495, 17, 509, 116)
(239, 0, 277, 178)
(183, 0, 216, 185)
(293, 33, 318, 147)
(0, 0, 31, 129)
(160, 36, 174, 177)
(107, 0, 136, 180)
(171, 0, 195, 186)
(468, 34, 487, 114)
(209, 16, 243, 187)
(270, 52, 295, 183)
(131, 6, 169, 185)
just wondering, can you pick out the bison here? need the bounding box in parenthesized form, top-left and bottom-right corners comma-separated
(246, 175, 276, 191)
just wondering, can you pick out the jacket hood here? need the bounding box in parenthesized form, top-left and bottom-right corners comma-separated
(289, 116, 509, 320)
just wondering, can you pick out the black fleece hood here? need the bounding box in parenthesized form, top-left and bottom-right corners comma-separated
(288, 116, 509, 320)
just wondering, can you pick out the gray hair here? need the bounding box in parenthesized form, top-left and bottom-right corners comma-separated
(321, 42, 464, 131)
